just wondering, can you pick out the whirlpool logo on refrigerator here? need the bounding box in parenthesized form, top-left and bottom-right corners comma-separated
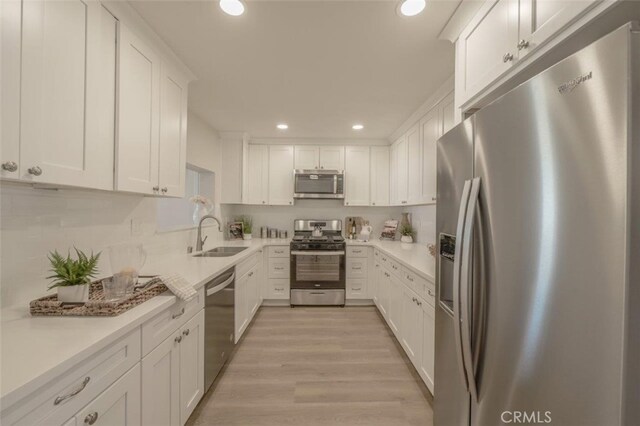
(557, 71, 592, 94)
(501, 411, 552, 424)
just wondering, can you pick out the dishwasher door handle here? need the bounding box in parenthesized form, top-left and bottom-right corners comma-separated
(207, 272, 236, 296)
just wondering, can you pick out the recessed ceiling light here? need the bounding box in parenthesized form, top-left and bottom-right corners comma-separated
(277, 123, 289, 130)
(219, 0, 245, 16)
(352, 124, 364, 130)
(398, 0, 426, 17)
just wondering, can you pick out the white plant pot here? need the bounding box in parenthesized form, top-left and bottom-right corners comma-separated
(401, 235, 414, 243)
(57, 285, 90, 303)
(243, 233, 252, 240)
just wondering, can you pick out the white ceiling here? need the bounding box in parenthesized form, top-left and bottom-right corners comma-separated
(130, 0, 458, 139)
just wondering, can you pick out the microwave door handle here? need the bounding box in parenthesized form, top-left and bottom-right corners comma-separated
(334, 175, 338, 194)
(460, 177, 481, 401)
(453, 179, 472, 392)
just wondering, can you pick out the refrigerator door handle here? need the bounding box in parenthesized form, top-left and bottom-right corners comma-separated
(460, 177, 481, 401)
(453, 179, 472, 392)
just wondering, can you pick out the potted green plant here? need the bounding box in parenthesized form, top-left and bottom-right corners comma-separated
(47, 248, 101, 303)
(240, 216, 253, 240)
(400, 223, 415, 243)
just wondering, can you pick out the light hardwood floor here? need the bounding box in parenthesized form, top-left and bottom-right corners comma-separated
(187, 306, 433, 426)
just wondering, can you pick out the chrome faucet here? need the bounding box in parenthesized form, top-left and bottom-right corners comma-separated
(196, 215, 222, 252)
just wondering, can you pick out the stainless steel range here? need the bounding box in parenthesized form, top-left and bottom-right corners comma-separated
(290, 219, 345, 306)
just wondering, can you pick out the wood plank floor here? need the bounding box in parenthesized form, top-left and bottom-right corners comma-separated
(187, 306, 433, 426)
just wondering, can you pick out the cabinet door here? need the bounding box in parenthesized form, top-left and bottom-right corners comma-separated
(420, 304, 435, 393)
(180, 310, 204, 425)
(420, 108, 439, 204)
(344, 146, 370, 206)
(1, 0, 21, 180)
(387, 274, 402, 335)
(235, 272, 249, 342)
(246, 145, 269, 205)
(401, 288, 423, 368)
(220, 140, 243, 204)
(319, 146, 345, 170)
(158, 63, 188, 198)
(519, 0, 596, 57)
(456, 0, 518, 104)
(379, 269, 390, 318)
(396, 137, 409, 205)
(20, 0, 116, 189)
(117, 23, 161, 194)
(439, 92, 455, 135)
(389, 143, 398, 205)
(406, 124, 422, 205)
(370, 146, 389, 206)
(372, 263, 380, 305)
(294, 146, 319, 169)
(142, 332, 180, 426)
(247, 267, 261, 318)
(268, 145, 294, 205)
(74, 364, 141, 426)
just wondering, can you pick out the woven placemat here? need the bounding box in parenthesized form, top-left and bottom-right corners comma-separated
(29, 277, 168, 317)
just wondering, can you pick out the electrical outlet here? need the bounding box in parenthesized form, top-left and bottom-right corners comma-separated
(131, 218, 143, 237)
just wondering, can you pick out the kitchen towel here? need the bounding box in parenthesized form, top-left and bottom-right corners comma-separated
(161, 273, 197, 301)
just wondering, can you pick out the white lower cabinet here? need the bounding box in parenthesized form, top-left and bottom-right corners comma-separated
(419, 303, 436, 393)
(401, 286, 424, 367)
(70, 364, 141, 426)
(235, 255, 263, 342)
(141, 309, 204, 426)
(387, 274, 402, 336)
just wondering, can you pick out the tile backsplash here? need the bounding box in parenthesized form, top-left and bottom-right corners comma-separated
(0, 182, 223, 308)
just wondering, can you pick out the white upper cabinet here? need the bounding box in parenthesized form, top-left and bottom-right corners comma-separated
(406, 123, 422, 205)
(116, 23, 161, 195)
(395, 137, 409, 205)
(390, 143, 399, 205)
(19, 0, 116, 189)
(158, 63, 188, 198)
(344, 146, 370, 206)
(294, 146, 319, 170)
(268, 145, 294, 205)
(420, 108, 439, 204)
(518, 0, 596, 58)
(319, 146, 345, 170)
(294, 146, 344, 170)
(221, 139, 244, 204)
(1, 0, 22, 180)
(456, 0, 518, 105)
(440, 92, 456, 135)
(245, 145, 269, 205)
(370, 146, 390, 206)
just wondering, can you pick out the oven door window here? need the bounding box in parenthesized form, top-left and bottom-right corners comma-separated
(295, 174, 336, 194)
(295, 254, 340, 281)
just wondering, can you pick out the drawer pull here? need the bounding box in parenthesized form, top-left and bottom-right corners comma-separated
(407, 275, 414, 282)
(249, 271, 254, 277)
(352, 287, 362, 291)
(352, 250, 362, 253)
(275, 287, 283, 291)
(274, 267, 284, 270)
(175, 335, 183, 344)
(427, 289, 434, 297)
(84, 412, 98, 425)
(172, 307, 185, 319)
(274, 250, 284, 254)
(353, 266, 362, 270)
(54, 376, 90, 405)
(183, 328, 190, 336)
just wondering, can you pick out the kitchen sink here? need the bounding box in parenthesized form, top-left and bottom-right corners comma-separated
(193, 247, 248, 257)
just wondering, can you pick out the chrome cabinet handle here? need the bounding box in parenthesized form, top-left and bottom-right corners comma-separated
(517, 39, 529, 50)
(183, 328, 190, 336)
(152, 186, 160, 192)
(372, 202, 376, 205)
(412, 297, 416, 302)
(54, 377, 90, 405)
(417, 300, 422, 306)
(175, 335, 183, 343)
(503, 52, 514, 63)
(84, 412, 98, 425)
(27, 166, 42, 176)
(353, 287, 361, 291)
(172, 307, 185, 319)
(432, 197, 437, 201)
(353, 267, 362, 270)
(249, 271, 254, 277)
(427, 289, 434, 297)
(262, 201, 265, 204)
(161, 187, 168, 193)
(274, 267, 284, 270)
(2, 161, 17, 172)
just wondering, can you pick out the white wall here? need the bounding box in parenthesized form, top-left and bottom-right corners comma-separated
(404, 205, 436, 245)
(0, 113, 222, 308)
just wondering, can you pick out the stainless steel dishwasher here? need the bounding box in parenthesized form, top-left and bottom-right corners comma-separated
(204, 267, 235, 392)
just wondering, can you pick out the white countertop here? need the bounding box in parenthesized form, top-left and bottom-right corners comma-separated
(0, 237, 432, 408)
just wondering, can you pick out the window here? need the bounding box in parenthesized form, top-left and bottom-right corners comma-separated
(156, 165, 215, 232)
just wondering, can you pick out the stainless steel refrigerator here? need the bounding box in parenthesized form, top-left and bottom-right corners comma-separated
(434, 23, 639, 426)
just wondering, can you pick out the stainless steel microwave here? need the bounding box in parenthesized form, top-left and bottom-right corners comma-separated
(293, 170, 344, 199)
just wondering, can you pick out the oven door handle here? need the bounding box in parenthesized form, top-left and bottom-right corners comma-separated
(291, 251, 345, 256)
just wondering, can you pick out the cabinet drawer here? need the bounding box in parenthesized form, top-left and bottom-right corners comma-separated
(346, 258, 368, 279)
(347, 246, 368, 258)
(1, 329, 141, 426)
(141, 287, 205, 356)
(268, 259, 290, 279)
(347, 279, 367, 299)
(267, 279, 290, 299)
(387, 257, 402, 276)
(236, 252, 260, 279)
(401, 267, 427, 294)
(268, 246, 290, 258)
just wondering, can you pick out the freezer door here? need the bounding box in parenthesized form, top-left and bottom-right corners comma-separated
(434, 119, 474, 426)
(470, 25, 631, 426)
